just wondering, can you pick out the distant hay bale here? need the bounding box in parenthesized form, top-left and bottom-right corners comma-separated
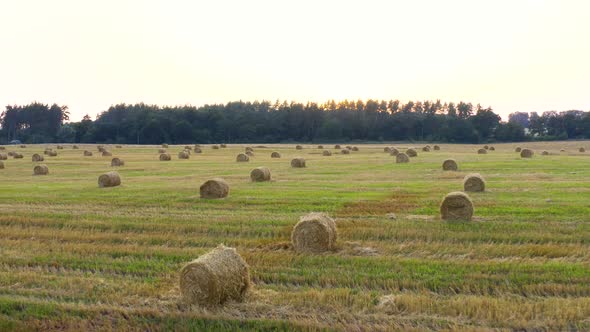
(515, 147, 522, 152)
(271, 151, 281, 158)
(194, 144, 201, 149)
(291, 212, 337, 253)
(194, 147, 202, 153)
(158, 148, 167, 154)
(0, 146, 4, 150)
(346, 146, 352, 150)
(384, 147, 391, 153)
(406, 149, 417, 157)
(483, 145, 489, 150)
(317, 145, 324, 149)
(57, 145, 64, 150)
(520, 149, 534, 158)
(32, 154, 44, 162)
(541, 151, 549, 155)
(116, 145, 122, 149)
(433, 145, 440, 151)
(184, 146, 192, 151)
(245, 147, 254, 153)
(7, 151, 15, 157)
(98, 171, 121, 188)
(179, 244, 250, 306)
(440, 192, 474, 221)
(0, 153, 7, 160)
(162, 144, 169, 148)
(97, 146, 105, 152)
(43, 149, 52, 155)
(396, 153, 409, 163)
(291, 158, 306, 168)
(442, 159, 458, 171)
(236, 153, 249, 162)
(561, 149, 566, 152)
(102, 150, 112, 157)
(13, 153, 23, 159)
(579, 147, 586, 153)
(246, 151, 254, 157)
(212, 145, 220, 149)
(477, 148, 487, 154)
(20, 145, 26, 148)
(341, 149, 350, 155)
(84, 150, 93, 156)
(463, 173, 486, 192)
(47, 150, 58, 157)
(73, 145, 79, 149)
(200, 178, 229, 199)
(322, 150, 332, 156)
(254, 145, 267, 149)
(220, 144, 227, 148)
(178, 151, 190, 159)
(351, 146, 359, 151)
(296, 145, 303, 150)
(111, 157, 125, 166)
(489, 146, 495, 151)
(422, 146, 431, 152)
(334, 144, 341, 149)
(159, 153, 172, 161)
(33, 164, 49, 175)
(389, 148, 399, 156)
(250, 166, 271, 182)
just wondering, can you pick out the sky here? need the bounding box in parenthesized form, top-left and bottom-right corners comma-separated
(0, 0, 589, 121)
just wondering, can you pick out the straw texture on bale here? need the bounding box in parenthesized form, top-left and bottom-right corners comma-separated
(520, 149, 534, 158)
(484, 145, 489, 150)
(20, 145, 26, 148)
(296, 145, 303, 150)
(291, 158, 306, 168)
(47, 151, 58, 157)
(13, 153, 23, 159)
(33, 164, 49, 175)
(158, 148, 166, 154)
(477, 149, 487, 154)
(406, 149, 417, 157)
(271, 151, 281, 158)
(246, 151, 254, 157)
(7, 151, 15, 157)
(0, 153, 7, 160)
(84, 150, 93, 156)
(442, 159, 458, 171)
(220, 144, 227, 148)
(433, 145, 440, 150)
(236, 153, 249, 162)
(194, 147, 202, 153)
(334, 145, 341, 149)
(396, 153, 410, 163)
(291, 213, 337, 253)
(515, 147, 522, 152)
(111, 158, 125, 166)
(440, 192, 474, 221)
(389, 148, 399, 156)
(178, 151, 190, 159)
(43, 149, 51, 155)
(541, 151, 549, 155)
(317, 145, 323, 149)
(162, 144, 169, 148)
(322, 150, 332, 156)
(200, 178, 229, 199)
(250, 166, 271, 182)
(98, 171, 121, 188)
(159, 153, 171, 161)
(184, 146, 192, 151)
(32, 154, 44, 162)
(179, 244, 250, 306)
(384, 147, 391, 153)
(489, 146, 495, 151)
(341, 149, 350, 155)
(212, 145, 220, 149)
(463, 173, 486, 192)
(57, 145, 64, 150)
(351, 146, 359, 151)
(102, 151, 112, 157)
(245, 147, 254, 153)
(422, 146, 431, 152)
(0, 161, 4, 169)
(579, 147, 585, 153)
(97, 145, 105, 152)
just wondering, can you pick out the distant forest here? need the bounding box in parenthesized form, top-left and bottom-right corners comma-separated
(1, 100, 590, 144)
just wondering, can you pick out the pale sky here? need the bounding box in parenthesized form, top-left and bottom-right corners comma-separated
(0, 0, 588, 121)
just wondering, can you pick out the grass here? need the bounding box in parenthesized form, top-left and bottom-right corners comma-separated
(0, 142, 589, 331)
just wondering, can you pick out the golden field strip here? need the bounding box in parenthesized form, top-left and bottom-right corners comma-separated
(0, 141, 589, 331)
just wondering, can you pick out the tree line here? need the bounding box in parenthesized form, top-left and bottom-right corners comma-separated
(1, 100, 589, 144)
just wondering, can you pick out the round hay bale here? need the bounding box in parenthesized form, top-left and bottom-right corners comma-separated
(389, 148, 399, 156)
(463, 173, 486, 192)
(102, 150, 112, 157)
(541, 151, 549, 156)
(20, 145, 26, 148)
(515, 147, 522, 152)
(406, 149, 417, 157)
(33, 164, 49, 175)
(84, 150, 93, 156)
(334, 144, 341, 149)
(433, 145, 440, 151)
(48, 150, 58, 157)
(317, 145, 324, 149)
(0, 161, 4, 169)
(483, 145, 489, 150)
(43, 149, 52, 155)
(111, 157, 125, 166)
(194, 147, 202, 153)
(236, 153, 249, 162)
(579, 147, 585, 153)
(7, 151, 15, 157)
(351, 146, 359, 151)
(73, 145, 79, 149)
(32, 154, 44, 162)
(98, 171, 121, 188)
(440, 192, 474, 221)
(489, 146, 495, 151)
(291, 158, 306, 168)
(184, 145, 192, 151)
(295, 145, 303, 150)
(271, 151, 281, 158)
(246, 151, 254, 157)
(57, 145, 64, 150)
(97, 146, 106, 153)
(384, 147, 392, 153)
(13, 153, 23, 159)
(291, 212, 337, 253)
(346, 145, 352, 150)
(116, 145, 122, 149)
(396, 153, 410, 163)
(0, 153, 7, 160)
(220, 144, 227, 148)
(0, 146, 5, 150)
(341, 149, 350, 155)
(250, 167, 271, 182)
(158, 148, 167, 154)
(179, 244, 250, 305)
(520, 149, 534, 158)
(178, 151, 190, 159)
(477, 148, 487, 154)
(200, 178, 229, 199)
(560, 149, 566, 152)
(322, 150, 332, 156)
(245, 147, 254, 153)
(442, 159, 458, 171)
(159, 153, 171, 161)
(422, 146, 431, 152)
(212, 145, 220, 149)
(162, 143, 169, 148)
